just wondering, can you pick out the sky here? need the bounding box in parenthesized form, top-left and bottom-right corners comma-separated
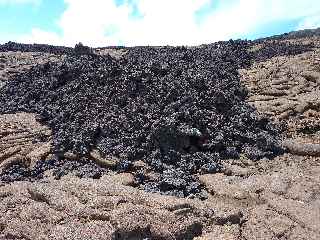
(0, 0, 320, 47)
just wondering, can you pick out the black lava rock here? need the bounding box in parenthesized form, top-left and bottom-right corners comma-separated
(0, 39, 292, 197)
(0, 41, 73, 55)
(0, 156, 105, 183)
(250, 40, 314, 62)
(74, 42, 93, 55)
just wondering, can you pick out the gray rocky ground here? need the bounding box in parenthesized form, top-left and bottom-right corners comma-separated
(0, 36, 320, 239)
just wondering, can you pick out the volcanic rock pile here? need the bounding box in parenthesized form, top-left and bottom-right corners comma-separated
(0, 41, 73, 55)
(0, 40, 288, 197)
(0, 29, 319, 239)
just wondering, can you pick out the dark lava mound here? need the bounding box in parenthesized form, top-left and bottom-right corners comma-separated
(0, 40, 285, 197)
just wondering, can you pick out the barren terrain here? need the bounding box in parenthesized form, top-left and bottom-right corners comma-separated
(0, 30, 319, 239)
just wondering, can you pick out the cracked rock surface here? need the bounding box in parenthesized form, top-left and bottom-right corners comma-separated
(0, 175, 210, 240)
(0, 113, 52, 171)
(240, 47, 320, 140)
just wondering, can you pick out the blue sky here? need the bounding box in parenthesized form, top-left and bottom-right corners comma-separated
(0, 0, 320, 46)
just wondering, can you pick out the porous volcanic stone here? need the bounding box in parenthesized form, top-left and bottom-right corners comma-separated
(0, 40, 285, 196)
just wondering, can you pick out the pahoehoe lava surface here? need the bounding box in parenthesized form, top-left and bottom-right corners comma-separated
(0, 40, 287, 197)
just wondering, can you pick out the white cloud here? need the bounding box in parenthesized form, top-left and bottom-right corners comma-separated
(18, 0, 320, 47)
(20, 0, 130, 47)
(20, 28, 63, 46)
(109, 0, 211, 46)
(57, 0, 131, 46)
(297, 14, 320, 30)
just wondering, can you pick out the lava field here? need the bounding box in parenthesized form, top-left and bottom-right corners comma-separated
(0, 39, 314, 197)
(0, 41, 73, 55)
